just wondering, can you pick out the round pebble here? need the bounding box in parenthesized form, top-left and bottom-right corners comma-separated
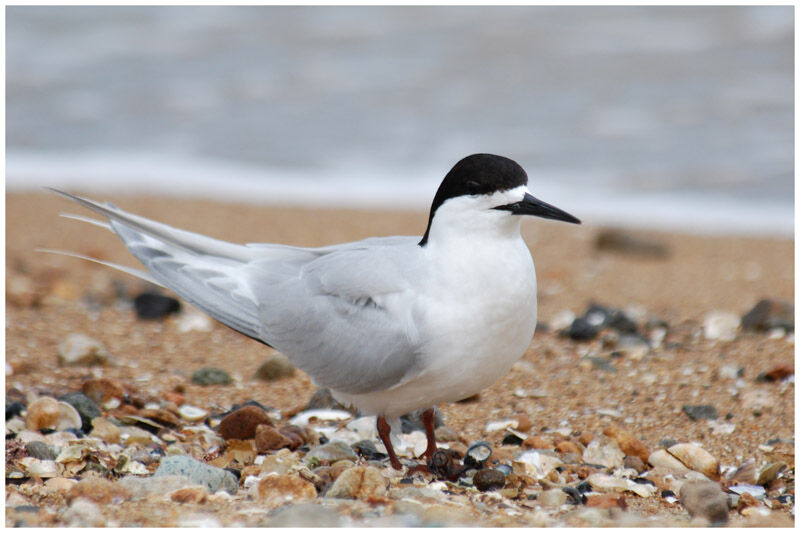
(57, 333, 110, 366)
(26, 441, 56, 460)
(25, 397, 61, 431)
(255, 424, 292, 452)
(326, 466, 386, 500)
(154, 455, 238, 494)
(177, 404, 208, 422)
(473, 468, 506, 492)
(679, 480, 729, 526)
(254, 353, 296, 381)
(58, 392, 101, 432)
(218, 405, 273, 440)
(191, 367, 232, 386)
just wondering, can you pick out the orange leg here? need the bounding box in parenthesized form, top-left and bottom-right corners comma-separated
(421, 408, 438, 460)
(377, 415, 402, 470)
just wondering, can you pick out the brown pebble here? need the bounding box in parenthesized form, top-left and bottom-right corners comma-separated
(514, 413, 532, 433)
(586, 493, 628, 510)
(329, 460, 355, 480)
(164, 391, 186, 406)
(169, 486, 209, 504)
(603, 425, 650, 464)
(68, 477, 131, 504)
(764, 364, 794, 381)
(257, 473, 317, 506)
(137, 408, 180, 428)
(218, 405, 273, 440)
(326, 466, 387, 500)
(25, 397, 61, 431)
(254, 424, 292, 452)
(81, 378, 126, 406)
(679, 480, 729, 525)
(89, 418, 122, 444)
(556, 441, 581, 455)
(623, 455, 647, 474)
(473, 468, 506, 491)
(735, 490, 760, 512)
(578, 433, 595, 446)
(523, 436, 552, 450)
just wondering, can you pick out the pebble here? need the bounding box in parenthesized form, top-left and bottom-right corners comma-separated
(58, 392, 101, 432)
(667, 443, 719, 479)
(191, 367, 232, 386)
(255, 424, 292, 452)
(760, 364, 794, 382)
(57, 333, 110, 366)
(20, 457, 59, 477)
(154, 455, 239, 494)
(169, 486, 209, 504)
(556, 441, 581, 455)
(678, 480, 729, 525)
(266, 502, 343, 527)
(26, 441, 56, 460)
(63, 497, 104, 527)
(218, 405, 273, 440)
(306, 440, 359, 464)
(729, 484, 766, 500)
(68, 477, 131, 504)
(473, 469, 506, 492)
(539, 488, 568, 508)
(564, 317, 599, 341)
(703, 311, 740, 341)
(513, 413, 532, 433)
(586, 493, 628, 510)
(594, 229, 668, 258)
(352, 439, 386, 461)
(45, 477, 78, 493)
(623, 455, 647, 474)
(81, 378, 126, 409)
(647, 449, 691, 474)
(603, 426, 650, 464)
(524, 436, 552, 450)
(6, 400, 25, 420)
(256, 473, 317, 506)
(614, 334, 650, 360)
(682, 404, 718, 421)
(133, 292, 181, 319)
(326, 466, 387, 499)
(254, 353, 296, 381)
(582, 439, 624, 468)
(25, 397, 61, 431)
(178, 404, 208, 422)
(741, 299, 794, 332)
(303, 388, 350, 411)
(89, 417, 122, 444)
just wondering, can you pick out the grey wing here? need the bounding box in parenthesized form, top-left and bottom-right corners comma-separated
(252, 243, 425, 395)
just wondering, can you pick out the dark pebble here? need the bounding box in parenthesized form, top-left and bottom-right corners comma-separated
(218, 405, 273, 440)
(562, 486, 586, 505)
(535, 321, 550, 332)
(586, 356, 617, 373)
(682, 404, 718, 421)
(254, 354, 296, 381)
(58, 392, 101, 432)
(303, 388, 350, 412)
(400, 407, 444, 433)
(623, 455, 647, 474)
(564, 317, 599, 341)
(191, 367, 232, 386)
(63, 428, 85, 438)
(13, 506, 40, 514)
(134, 292, 181, 319)
(658, 438, 679, 449)
(25, 441, 56, 460)
(352, 439, 387, 461)
(741, 299, 794, 332)
(576, 481, 593, 494)
(594, 229, 669, 258)
(501, 433, 524, 446)
(661, 489, 677, 499)
(6, 401, 25, 421)
(473, 468, 506, 492)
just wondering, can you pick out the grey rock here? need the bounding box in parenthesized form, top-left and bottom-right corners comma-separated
(154, 455, 238, 494)
(303, 388, 350, 412)
(58, 392, 101, 432)
(679, 480, 729, 526)
(741, 299, 794, 332)
(191, 367, 232, 386)
(682, 404, 718, 421)
(25, 441, 56, 461)
(254, 353, 296, 381)
(564, 317, 599, 341)
(306, 440, 358, 464)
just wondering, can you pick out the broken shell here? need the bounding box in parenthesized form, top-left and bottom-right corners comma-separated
(667, 443, 719, 479)
(756, 462, 787, 486)
(56, 401, 83, 431)
(464, 441, 492, 469)
(20, 457, 59, 478)
(647, 449, 691, 474)
(178, 405, 208, 422)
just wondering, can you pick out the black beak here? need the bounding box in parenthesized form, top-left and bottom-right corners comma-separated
(494, 193, 581, 224)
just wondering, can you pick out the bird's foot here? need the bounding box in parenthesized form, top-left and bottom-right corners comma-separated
(405, 449, 467, 481)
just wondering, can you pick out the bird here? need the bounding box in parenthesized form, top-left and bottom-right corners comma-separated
(44, 153, 580, 471)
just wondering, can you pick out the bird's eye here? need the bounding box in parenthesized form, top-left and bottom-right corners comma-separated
(466, 180, 481, 195)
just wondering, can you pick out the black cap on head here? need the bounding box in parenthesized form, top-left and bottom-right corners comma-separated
(419, 154, 528, 246)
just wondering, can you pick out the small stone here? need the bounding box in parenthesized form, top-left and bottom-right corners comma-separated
(255, 424, 292, 452)
(44, 477, 78, 493)
(582, 439, 624, 468)
(57, 334, 110, 366)
(256, 473, 317, 506)
(303, 388, 349, 411)
(623, 455, 647, 474)
(26, 441, 56, 460)
(586, 493, 628, 510)
(191, 367, 232, 386)
(89, 417, 122, 444)
(603, 426, 650, 464)
(137, 408, 180, 428)
(703, 311, 740, 341)
(326, 466, 387, 499)
(667, 443, 719, 479)
(741, 299, 793, 332)
(169, 486, 209, 504)
(523, 436, 552, 450)
(21, 457, 59, 477)
(679, 480, 729, 525)
(154, 455, 238, 494)
(306, 440, 359, 464)
(594, 229, 668, 258)
(682, 404, 718, 421)
(473, 469, 506, 492)
(133, 292, 181, 319)
(254, 353, 296, 381)
(513, 413, 532, 433)
(539, 488, 568, 508)
(6, 400, 25, 420)
(218, 405, 273, 440)
(648, 449, 691, 473)
(564, 317, 599, 341)
(761, 364, 794, 382)
(58, 392, 101, 432)
(81, 378, 126, 408)
(67, 477, 131, 504)
(556, 441, 581, 455)
(25, 397, 61, 431)
(178, 404, 208, 422)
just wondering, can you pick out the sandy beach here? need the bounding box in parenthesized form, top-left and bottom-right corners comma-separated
(5, 191, 794, 526)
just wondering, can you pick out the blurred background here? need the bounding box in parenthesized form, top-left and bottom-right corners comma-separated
(6, 6, 794, 236)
